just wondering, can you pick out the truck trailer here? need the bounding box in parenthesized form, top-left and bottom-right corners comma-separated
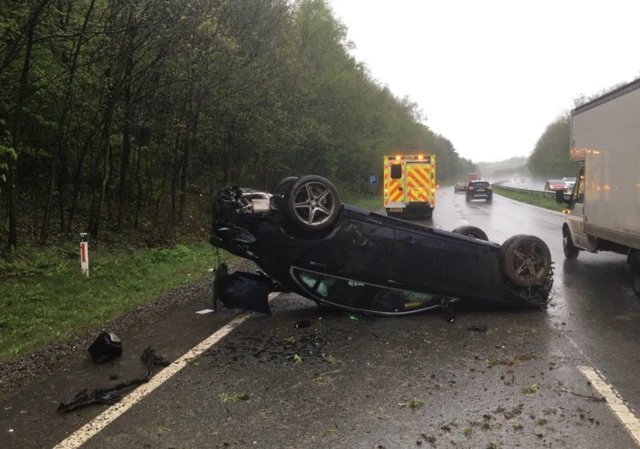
(557, 79, 640, 295)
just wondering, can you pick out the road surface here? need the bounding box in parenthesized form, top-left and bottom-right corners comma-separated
(3, 188, 640, 449)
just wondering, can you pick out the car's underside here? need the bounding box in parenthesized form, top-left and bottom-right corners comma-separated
(210, 176, 554, 317)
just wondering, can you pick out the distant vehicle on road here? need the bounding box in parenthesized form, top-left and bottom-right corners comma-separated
(556, 78, 640, 295)
(466, 180, 492, 203)
(468, 173, 479, 181)
(544, 179, 566, 192)
(454, 181, 466, 193)
(562, 177, 576, 190)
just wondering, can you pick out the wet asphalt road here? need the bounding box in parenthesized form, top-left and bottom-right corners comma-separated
(3, 189, 640, 449)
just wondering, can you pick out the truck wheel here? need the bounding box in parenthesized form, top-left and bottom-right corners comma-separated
(286, 175, 341, 231)
(273, 176, 298, 197)
(501, 235, 552, 288)
(631, 251, 640, 297)
(452, 225, 489, 241)
(563, 227, 580, 259)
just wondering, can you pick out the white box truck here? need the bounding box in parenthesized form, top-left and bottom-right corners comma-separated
(557, 79, 640, 295)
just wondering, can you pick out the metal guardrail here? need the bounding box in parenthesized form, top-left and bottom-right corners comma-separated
(494, 184, 572, 201)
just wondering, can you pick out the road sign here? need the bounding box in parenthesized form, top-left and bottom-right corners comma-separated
(369, 175, 378, 185)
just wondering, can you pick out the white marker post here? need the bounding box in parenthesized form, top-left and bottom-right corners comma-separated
(80, 233, 89, 277)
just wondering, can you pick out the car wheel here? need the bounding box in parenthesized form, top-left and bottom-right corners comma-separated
(501, 235, 552, 288)
(486, 196, 492, 204)
(631, 251, 640, 297)
(273, 176, 298, 197)
(286, 175, 341, 231)
(563, 227, 580, 259)
(465, 195, 470, 203)
(452, 225, 489, 241)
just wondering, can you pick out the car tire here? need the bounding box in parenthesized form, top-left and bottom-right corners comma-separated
(563, 227, 580, 259)
(286, 175, 341, 231)
(465, 195, 470, 203)
(273, 176, 298, 197)
(631, 251, 640, 297)
(452, 225, 489, 241)
(486, 196, 492, 204)
(501, 235, 552, 288)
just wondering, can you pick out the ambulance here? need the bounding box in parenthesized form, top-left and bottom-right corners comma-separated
(383, 154, 436, 218)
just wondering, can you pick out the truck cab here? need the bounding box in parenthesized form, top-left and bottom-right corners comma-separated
(556, 78, 640, 295)
(560, 167, 596, 254)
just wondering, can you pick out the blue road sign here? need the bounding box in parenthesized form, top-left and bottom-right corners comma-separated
(369, 175, 378, 185)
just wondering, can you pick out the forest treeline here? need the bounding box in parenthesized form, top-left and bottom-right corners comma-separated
(527, 82, 631, 178)
(0, 0, 475, 249)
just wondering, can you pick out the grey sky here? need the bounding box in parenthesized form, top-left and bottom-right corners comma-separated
(328, 0, 640, 162)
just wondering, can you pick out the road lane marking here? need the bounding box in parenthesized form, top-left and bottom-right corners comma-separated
(579, 365, 640, 446)
(53, 293, 281, 449)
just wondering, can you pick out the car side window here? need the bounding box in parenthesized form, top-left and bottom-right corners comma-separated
(293, 269, 440, 313)
(390, 164, 402, 179)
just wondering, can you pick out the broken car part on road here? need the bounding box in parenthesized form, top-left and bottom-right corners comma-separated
(210, 175, 554, 316)
(88, 331, 123, 364)
(58, 347, 169, 412)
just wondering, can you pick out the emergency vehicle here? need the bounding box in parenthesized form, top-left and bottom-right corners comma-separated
(383, 154, 436, 218)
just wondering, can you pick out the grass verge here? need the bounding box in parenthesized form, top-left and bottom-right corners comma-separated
(347, 196, 382, 211)
(493, 185, 565, 212)
(0, 243, 227, 362)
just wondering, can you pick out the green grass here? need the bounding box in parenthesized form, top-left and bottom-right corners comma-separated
(493, 185, 566, 212)
(0, 243, 227, 361)
(346, 195, 381, 211)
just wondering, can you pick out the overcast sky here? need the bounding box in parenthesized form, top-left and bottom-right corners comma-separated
(328, 0, 640, 162)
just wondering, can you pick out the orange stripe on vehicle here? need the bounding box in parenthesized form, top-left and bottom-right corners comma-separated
(414, 168, 431, 188)
(391, 190, 403, 202)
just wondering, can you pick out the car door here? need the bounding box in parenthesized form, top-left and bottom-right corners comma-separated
(297, 210, 394, 285)
(566, 168, 596, 250)
(387, 227, 486, 298)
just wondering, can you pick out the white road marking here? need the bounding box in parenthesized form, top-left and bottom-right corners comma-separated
(579, 365, 640, 446)
(53, 293, 281, 449)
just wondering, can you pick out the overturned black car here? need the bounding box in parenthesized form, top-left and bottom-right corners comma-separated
(210, 175, 553, 316)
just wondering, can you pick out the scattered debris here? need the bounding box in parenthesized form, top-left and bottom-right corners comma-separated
(218, 392, 250, 403)
(512, 423, 523, 431)
(58, 347, 169, 412)
(522, 383, 539, 395)
(88, 331, 122, 364)
(326, 426, 337, 436)
(504, 408, 522, 420)
(488, 443, 499, 449)
(406, 398, 424, 409)
(560, 387, 606, 402)
(323, 354, 342, 365)
(467, 325, 488, 333)
(196, 308, 215, 315)
(463, 428, 473, 436)
(349, 315, 358, 321)
(536, 419, 547, 426)
(283, 336, 296, 344)
(295, 320, 311, 329)
(421, 433, 437, 447)
(293, 354, 303, 363)
(108, 373, 119, 380)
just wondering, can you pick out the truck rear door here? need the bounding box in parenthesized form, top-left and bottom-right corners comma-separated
(405, 162, 430, 204)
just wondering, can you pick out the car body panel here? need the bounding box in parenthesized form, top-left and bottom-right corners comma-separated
(210, 187, 552, 315)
